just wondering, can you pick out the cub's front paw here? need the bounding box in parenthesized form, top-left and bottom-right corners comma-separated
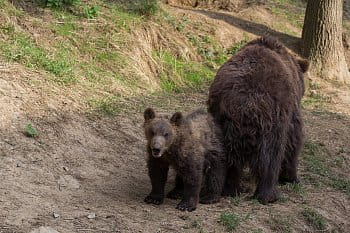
(144, 195, 163, 205)
(176, 199, 197, 212)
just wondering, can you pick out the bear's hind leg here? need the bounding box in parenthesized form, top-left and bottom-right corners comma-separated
(200, 160, 226, 204)
(279, 112, 303, 184)
(222, 162, 243, 197)
(253, 134, 284, 204)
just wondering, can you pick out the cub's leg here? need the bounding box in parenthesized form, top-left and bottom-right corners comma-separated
(144, 157, 169, 205)
(176, 161, 202, 212)
(200, 159, 226, 204)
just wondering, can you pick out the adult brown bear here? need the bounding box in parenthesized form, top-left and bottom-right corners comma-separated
(208, 36, 309, 204)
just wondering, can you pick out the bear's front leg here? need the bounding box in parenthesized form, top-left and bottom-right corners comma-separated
(144, 156, 169, 205)
(166, 174, 184, 200)
(176, 167, 202, 212)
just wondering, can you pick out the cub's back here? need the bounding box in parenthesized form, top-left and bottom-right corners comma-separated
(184, 109, 222, 148)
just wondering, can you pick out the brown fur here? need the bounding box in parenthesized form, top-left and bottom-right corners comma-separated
(143, 108, 227, 211)
(207, 36, 308, 204)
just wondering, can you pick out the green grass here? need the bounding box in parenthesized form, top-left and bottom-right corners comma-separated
(219, 212, 251, 232)
(122, 0, 160, 17)
(44, 0, 80, 8)
(227, 39, 248, 56)
(284, 183, 305, 195)
(331, 177, 350, 197)
(302, 92, 332, 109)
(302, 141, 329, 177)
(83, 5, 100, 19)
(52, 21, 76, 36)
(270, 0, 306, 29)
(155, 51, 214, 93)
(229, 196, 241, 206)
(266, 215, 292, 233)
(302, 140, 350, 197)
(219, 212, 241, 232)
(24, 123, 38, 138)
(89, 96, 123, 116)
(302, 207, 327, 231)
(185, 219, 206, 233)
(0, 25, 76, 84)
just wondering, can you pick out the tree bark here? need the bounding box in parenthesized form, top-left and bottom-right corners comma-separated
(302, 0, 350, 84)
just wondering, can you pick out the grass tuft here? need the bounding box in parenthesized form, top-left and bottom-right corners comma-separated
(266, 215, 292, 233)
(302, 207, 327, 231)
(24, 123, 38, 138)
(219, 212, 241, 232)
(155, 51, 214, 93)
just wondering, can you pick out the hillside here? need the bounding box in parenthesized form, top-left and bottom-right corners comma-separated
(0, 0, 349, 232)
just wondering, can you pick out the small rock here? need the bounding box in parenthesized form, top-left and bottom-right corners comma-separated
(62, 166, 69, 171)
(87, 213, 96, 219)
(30, 226, 60, 233)
(58, 175, 80, 190)
(53, 213, 60, 218)
(310, 90, 317, 96)
(179, 215, 189, 220)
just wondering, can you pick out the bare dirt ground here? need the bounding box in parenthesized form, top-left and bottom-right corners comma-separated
(1, 58, 350, 233)
(1, 1, 350, 233)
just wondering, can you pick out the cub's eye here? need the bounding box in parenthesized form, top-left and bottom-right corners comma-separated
(164, 133, 169, 138)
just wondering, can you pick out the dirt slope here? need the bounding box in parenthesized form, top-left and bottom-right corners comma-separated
(1, 58, 350, 233)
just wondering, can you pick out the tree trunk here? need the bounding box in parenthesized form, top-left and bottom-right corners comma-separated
(302, 0, 350, 84)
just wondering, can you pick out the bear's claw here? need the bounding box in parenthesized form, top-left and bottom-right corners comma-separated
(144, 195, 163, 205)
(176, 200, 196, 212)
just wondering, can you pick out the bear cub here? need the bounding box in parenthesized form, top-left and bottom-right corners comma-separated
(143, 108, 227, 211)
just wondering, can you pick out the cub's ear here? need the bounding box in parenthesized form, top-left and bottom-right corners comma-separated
(170, 112, 183, 126)
(144, 108, 156, 121)
(297, 58, 309, 73)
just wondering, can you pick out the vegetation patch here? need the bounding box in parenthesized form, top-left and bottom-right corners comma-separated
(302, 92, 332, 109)
(302, 140, 350, 197)
(83, 5, 100, 19)
(43, 0, 80, 8)
(0, 25, 76, 84)
(302, 141, 329, 177)
(24, 123, 38, 138)
(302, 207, 327, 231)
(219, 212, 251, 232)
(331, 177, 350, 197)
(155, 51, 214, 92)
(283, 182, 305, 195)
(227, 39, 248, 56)
(270, 0, 306, 29)
(266, 215, 292, 233)
(89, 96, 124, 116)
(121, 0, 160, 17)
(228, 196, 241, 206)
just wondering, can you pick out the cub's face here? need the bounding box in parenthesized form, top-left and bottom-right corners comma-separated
(143, 108, 183, 158)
